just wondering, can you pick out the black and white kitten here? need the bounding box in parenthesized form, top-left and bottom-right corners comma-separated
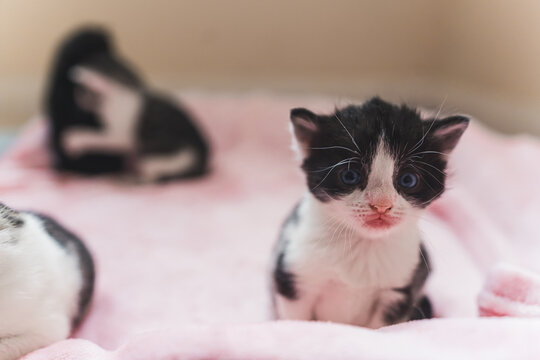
(0, 203, 94, 359)
(272, 97, 468, 328)
(44, 27, 210, 182)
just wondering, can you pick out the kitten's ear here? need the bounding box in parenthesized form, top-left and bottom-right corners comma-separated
(290, 108, 319, 157)
(429, 115, 469, 153)
(0, 203, 23, 230)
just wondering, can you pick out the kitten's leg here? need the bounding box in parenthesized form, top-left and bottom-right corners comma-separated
(373, 293, 433, 328)
(62, 128, 132, 156)
(66, 66, 141, 157)
(138, 148, 198, 183)
(367, 290, 411, 328)
(410, 295, 433, 320)
(272, 249, 317, 320)
(372, 244, 432, 327)
(71, 66, 142, 136)
(274, 293, 317, 321)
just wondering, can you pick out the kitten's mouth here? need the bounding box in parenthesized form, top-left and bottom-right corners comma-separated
(363, 214, 400, 230)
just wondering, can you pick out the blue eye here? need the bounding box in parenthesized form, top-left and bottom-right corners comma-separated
(340, 169, 361, 185)
(398, 172, 419, 189)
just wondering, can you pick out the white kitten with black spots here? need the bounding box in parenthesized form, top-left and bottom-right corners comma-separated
(272, 97, 468, 328)
(0, 203, 94, 360)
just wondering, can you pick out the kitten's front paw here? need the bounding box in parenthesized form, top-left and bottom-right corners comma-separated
(62, 130, 93, 156)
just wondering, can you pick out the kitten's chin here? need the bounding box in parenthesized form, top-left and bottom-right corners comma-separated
(359, 215, 402, 234)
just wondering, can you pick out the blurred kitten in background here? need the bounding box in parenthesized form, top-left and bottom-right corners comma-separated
(44, 27, 210, 182)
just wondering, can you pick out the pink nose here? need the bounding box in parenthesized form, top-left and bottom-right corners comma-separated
(369, 201, 393, 214)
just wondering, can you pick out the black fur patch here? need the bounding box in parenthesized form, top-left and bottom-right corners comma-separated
(32, 213, 95, 331)
(0, 204, 24, 228)
(385, 243, 432, 324)
(291, 97, 469, 206)
(136, 93, 210, 180)
(272, 204, 301, 301)
(273, 252, 297, 300)
(410, 295, 433, 320)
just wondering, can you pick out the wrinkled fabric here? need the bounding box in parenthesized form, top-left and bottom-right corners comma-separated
(0, 93, 536, 360)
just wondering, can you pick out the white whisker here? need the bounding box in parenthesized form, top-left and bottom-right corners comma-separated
(413, 150, 446, 156)
(311, 146, 360, 155)
(417, 189, 445, 206)
(310, 157, 359, 173)
(406, 96, 448, 156)
(413, 160, 447, 176)
(433, 95, 448, 121)
(419, 246, 431, 275)
(411, 164, 444, 187)
(312, 158, 357, 189)
(334, 112, 361, 153)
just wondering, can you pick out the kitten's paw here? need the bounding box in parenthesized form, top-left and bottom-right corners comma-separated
(410, 296, 433, 320)
(62, 129, 116, 156)
(62, 130, 93, 156)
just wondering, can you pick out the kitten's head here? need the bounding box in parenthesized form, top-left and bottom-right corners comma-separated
(290, 97, 468, 237)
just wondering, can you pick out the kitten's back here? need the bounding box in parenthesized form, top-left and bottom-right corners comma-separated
(136, 93, 211, 179)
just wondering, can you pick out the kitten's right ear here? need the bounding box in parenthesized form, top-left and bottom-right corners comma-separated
(429, 115, 470, 154)
(290, 108, 319, 157)
(0, 203, 23, 230)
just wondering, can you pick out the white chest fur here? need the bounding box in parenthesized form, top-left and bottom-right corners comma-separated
(278, 195, 421, 327)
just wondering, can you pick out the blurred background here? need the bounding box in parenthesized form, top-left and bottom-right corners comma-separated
(1, 0, 540, 139)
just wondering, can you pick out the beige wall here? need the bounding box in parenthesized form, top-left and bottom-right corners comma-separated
(438, 0, 540, 101)
(1, 0, 540, 135)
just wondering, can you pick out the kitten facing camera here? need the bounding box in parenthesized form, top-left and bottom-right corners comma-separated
(44, 27, 210, 182)
(0, 203, 94, 359)
(272, 97, 469, 328)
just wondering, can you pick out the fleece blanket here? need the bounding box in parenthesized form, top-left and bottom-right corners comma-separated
(0, 93, 539, 359)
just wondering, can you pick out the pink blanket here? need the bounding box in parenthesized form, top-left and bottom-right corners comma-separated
(1, 93, 539, 359)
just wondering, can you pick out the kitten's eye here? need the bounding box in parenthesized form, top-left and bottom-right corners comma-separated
(340, 169, 361, 185)
(398, 172, 419, 189)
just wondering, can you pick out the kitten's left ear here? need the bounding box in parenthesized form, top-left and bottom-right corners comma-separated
(429, 115, 469, 153)
(290, 108, 319, 158)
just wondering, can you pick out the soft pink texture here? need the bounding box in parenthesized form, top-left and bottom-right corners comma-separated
(478, 263, 540, 317)
(0, 93, 537, 359)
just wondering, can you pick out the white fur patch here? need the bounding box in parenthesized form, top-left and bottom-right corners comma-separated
(63, 66, 142, 155)
(0, 213, 82, 359)
(139, 148, 198, 182)
(365, 141, 396, 204)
